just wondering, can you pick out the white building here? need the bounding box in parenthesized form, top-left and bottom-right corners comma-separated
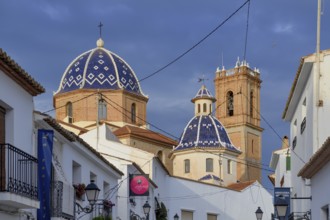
(0, 48, 44, 220)
(34, 113, 123, 220)
(81, 122, 274, 220)
(282, 49, 330, 218)
(269, 136, 291, 188)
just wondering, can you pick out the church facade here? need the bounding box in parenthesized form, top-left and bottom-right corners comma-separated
(53, 37, 263, 187)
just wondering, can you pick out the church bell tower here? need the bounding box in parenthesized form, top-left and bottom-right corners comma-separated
(214, 59, 263, 182)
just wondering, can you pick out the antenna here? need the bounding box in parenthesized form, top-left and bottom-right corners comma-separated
(98, 22, 103, 38)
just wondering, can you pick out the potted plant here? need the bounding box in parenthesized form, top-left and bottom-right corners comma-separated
(73, 183, 86, 200)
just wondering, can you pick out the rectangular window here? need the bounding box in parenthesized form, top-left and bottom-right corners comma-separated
(300, 117, 306, 134)
(227, 160, 232, 174)
(98, 100, 107, 121)
(286, 156, 291, 171)
(72, 161, 82, 184)
(292, 136, 297, 150)
(207, 213, 217, 220)
(301, 98, 306, 134)
(206, 158, 213, 172)
(184, 159, 190, 173)
(182, 210, 193, 220)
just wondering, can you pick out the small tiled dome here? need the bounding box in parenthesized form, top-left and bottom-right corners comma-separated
(174, 84, 239, 152)
(191, 84, 216, 103)
(55, 38, 146, 97)
(174, 115, 240, 152)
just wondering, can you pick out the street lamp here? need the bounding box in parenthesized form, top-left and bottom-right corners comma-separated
(85, 180, 100, 205)
(75, 180, 100, 214)
(274, 198, 288, 219)
(174, 213, 179, 220)
(255, 207, 263, 220)
(143, 201, 151, 220)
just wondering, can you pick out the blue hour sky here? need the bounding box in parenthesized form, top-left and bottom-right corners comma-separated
(1, 0, 330, 191)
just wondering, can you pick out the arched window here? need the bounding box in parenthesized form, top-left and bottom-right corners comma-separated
(198, 104, 201, 113)
(98, 99, 107, 120)
(66, 102, 73, 123)
(203, 103, 207, 113)
(227, 91, 234, 116)
(157, 150, 163, 161)
(131, 103, 136, 123)
(184, 159, 190, 173)
(250, 91, 253, 117)
(209, 104, 212, 114)
(206, 158, 213, 172)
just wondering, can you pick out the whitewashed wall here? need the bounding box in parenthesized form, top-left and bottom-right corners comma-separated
(0, 71, 35, 155)
(166, 177, 273, 220)
(310, 161, 330, 220)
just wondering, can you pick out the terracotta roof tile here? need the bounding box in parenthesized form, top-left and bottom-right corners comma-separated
(298, 137, 330, 178)
(0, 48, 45, 96)
(114, 125, 177, 147)
(227, 180, 255, 191)
(43, 117, 124, 176)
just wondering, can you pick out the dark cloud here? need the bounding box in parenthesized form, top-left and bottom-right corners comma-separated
(1, 0, 329, 191)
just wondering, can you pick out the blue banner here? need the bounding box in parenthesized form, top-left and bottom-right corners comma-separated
(274, 187, 291, 219)
(37, 129, 54, 220)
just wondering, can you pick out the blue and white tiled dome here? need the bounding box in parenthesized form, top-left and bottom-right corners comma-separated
(191, 85, 216, 102)
(174, 115, 240, 152)
(55, 38, 146, 97)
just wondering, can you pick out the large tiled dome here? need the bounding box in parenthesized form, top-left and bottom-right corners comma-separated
(55, 38, 146, 97)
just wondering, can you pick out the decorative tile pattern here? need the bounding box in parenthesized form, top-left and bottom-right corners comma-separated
(198, 174, 221, 181)
(194, 86, 214, 100)
(57, 47, 144, 96)
(175, 115, 240, 152)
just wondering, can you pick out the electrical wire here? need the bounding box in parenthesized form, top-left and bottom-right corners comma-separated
(42, 92, 98, 114)
(100, 91, 275, 173)
(138, 0, 251, 83)
(243, 0, 251, 61)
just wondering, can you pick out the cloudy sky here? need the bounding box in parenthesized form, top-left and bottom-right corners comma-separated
(1, 1, 329, 191)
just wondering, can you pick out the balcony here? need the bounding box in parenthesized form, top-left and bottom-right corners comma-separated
(51, 181, 74, 220)
(0, 143, 39, 209)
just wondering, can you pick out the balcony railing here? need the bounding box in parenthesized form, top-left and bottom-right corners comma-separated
(51, 180, 74, 220)
(0, 143, 38, 200)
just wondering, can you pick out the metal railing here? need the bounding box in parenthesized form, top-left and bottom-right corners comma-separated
(51, 180, 74, 219)
(0, 143, 38, 200)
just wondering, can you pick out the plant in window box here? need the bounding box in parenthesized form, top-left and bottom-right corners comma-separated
(103, 199, 114, 212)
(73, 183, 86, 200)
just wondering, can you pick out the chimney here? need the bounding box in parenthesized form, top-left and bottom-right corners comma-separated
(282, 136, 289, 149)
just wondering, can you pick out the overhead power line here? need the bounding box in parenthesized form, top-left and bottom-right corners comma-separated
(138, 0, 251, 83)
